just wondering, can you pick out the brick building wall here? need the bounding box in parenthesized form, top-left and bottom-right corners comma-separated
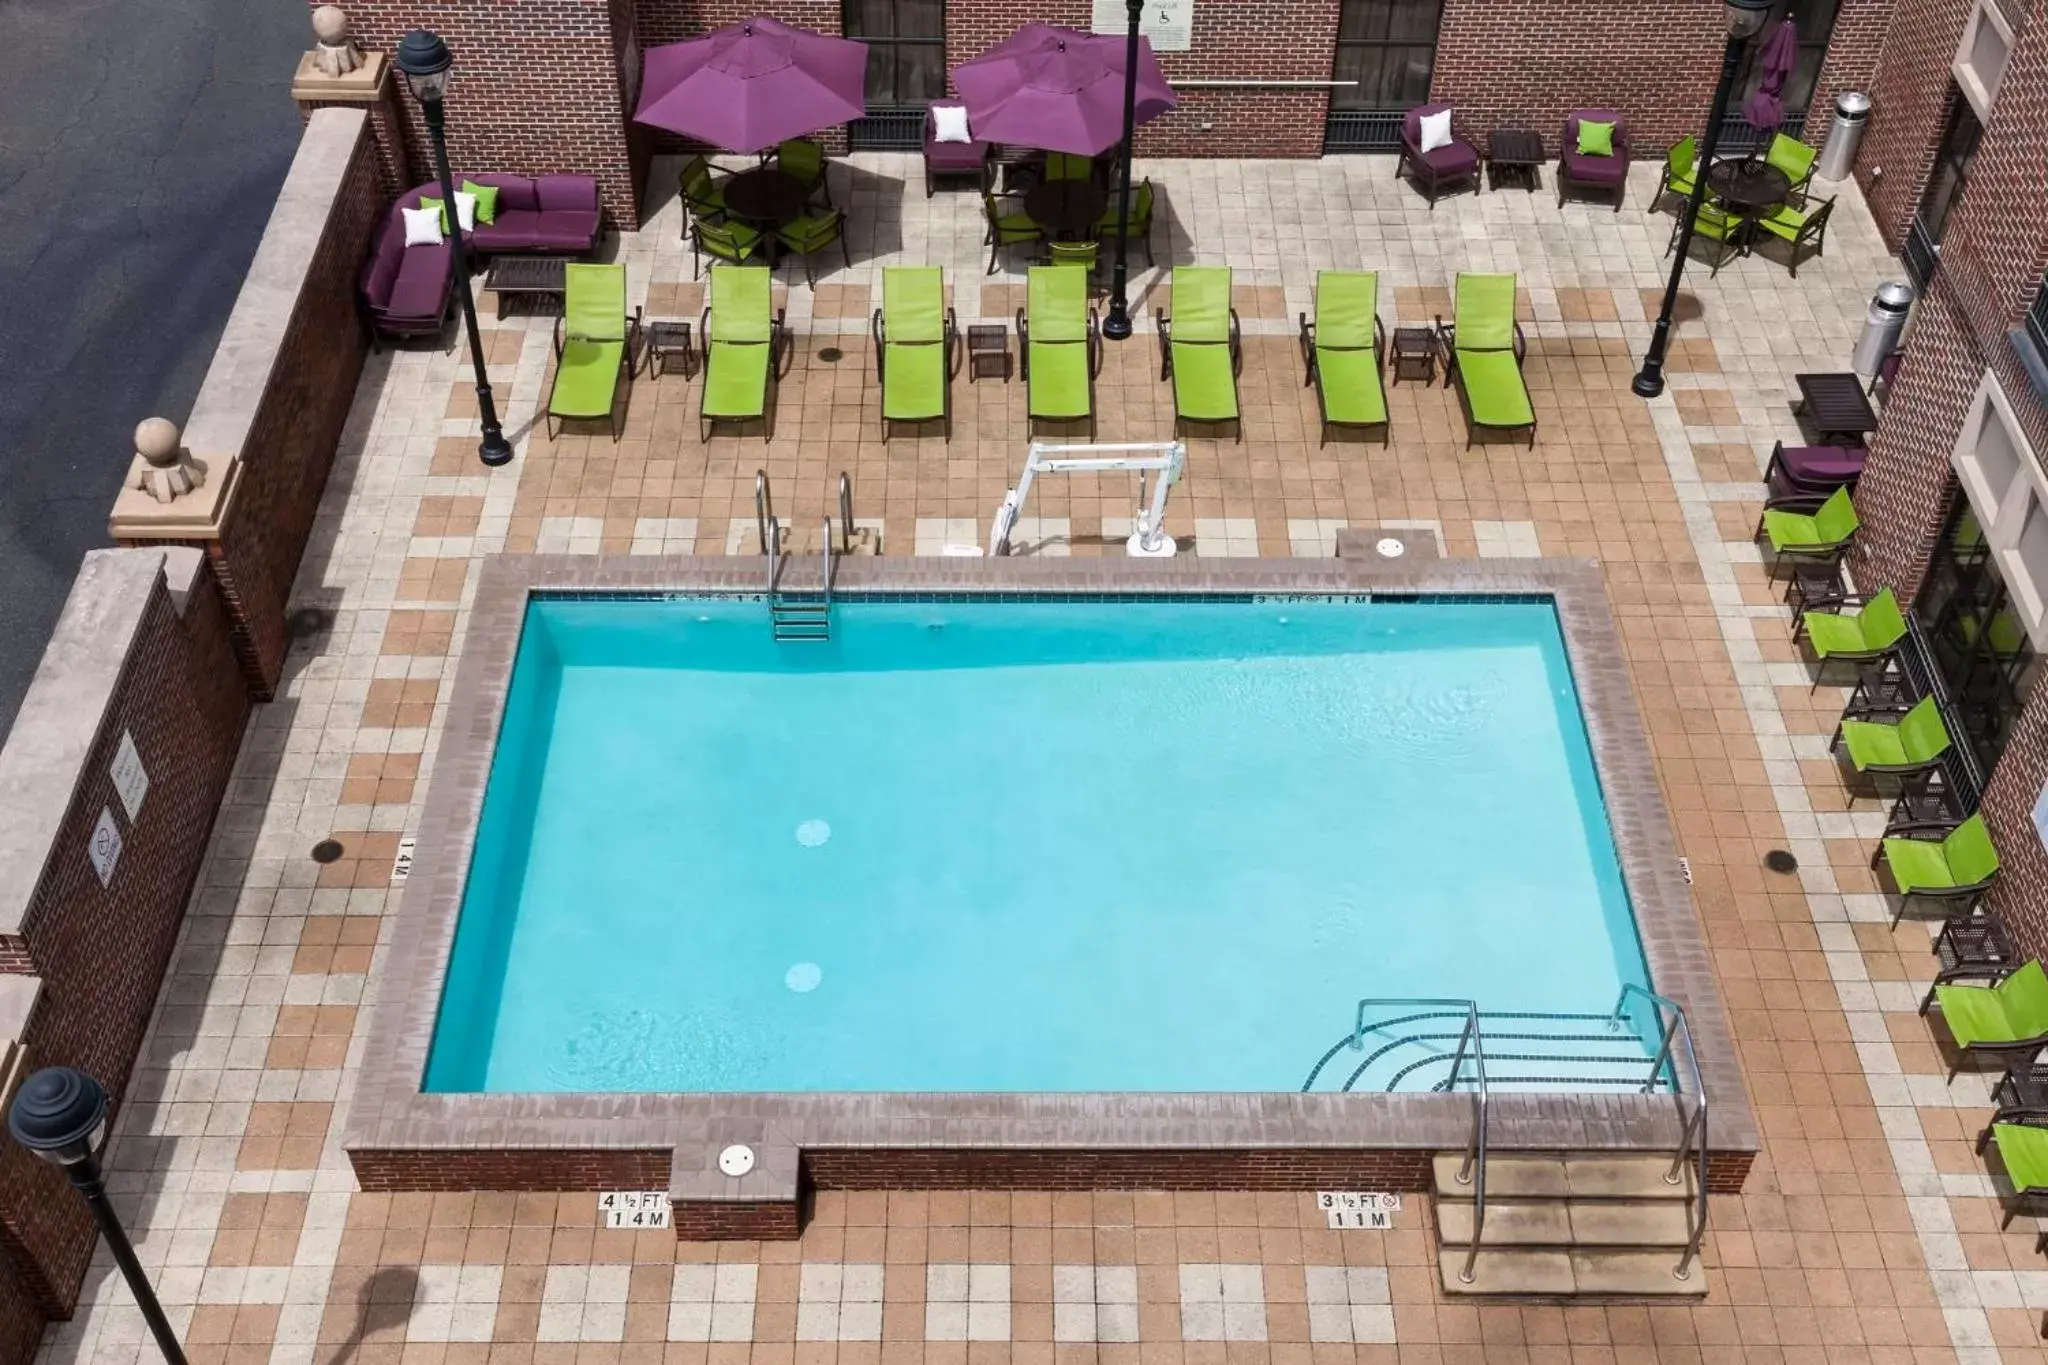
(1854, 0, 1975, 245)
(1812, 0, 1906, 140)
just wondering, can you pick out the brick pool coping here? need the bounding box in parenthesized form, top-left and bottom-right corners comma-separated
(345, 553, 1758, 1232)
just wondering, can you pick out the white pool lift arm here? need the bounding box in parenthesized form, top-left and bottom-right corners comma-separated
(989, 440, 1187, 558)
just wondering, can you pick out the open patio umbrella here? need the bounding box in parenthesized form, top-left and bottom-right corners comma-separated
(633, 17, 868, 155)
(1741, 18, 1799, 135)
(951, 23, 1177, 157)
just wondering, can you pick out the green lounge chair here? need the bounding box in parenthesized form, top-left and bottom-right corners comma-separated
(1800, 587, 1906, 688)
(1835, 694, 1952, 783)
(1299, 270, 1388, 446)
(1874, 812, 2000, 926)
(1654, 135, 1698, 209)
(1156, 266, 1242, 441)
(1930, 960, 2048, 1081)
(1760, 486, 1858, 572)
(1017, 265, 1099, 436)
(698, 265, 785, 442)
(1436, 272, 1534, 449)
(1988, 1123, 2048, 1229)
(871, 266, 957, 441)
(546, 263, 640, 442)
(1764, 132, 1817, 200)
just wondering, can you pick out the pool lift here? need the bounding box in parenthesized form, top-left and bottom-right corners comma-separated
(988, 441, 1186, 558)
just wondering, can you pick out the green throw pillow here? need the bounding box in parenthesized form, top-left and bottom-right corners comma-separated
(1577, 120, 1616, 157)
(460, 179, 499, 225)
(418, 195, 449, 233)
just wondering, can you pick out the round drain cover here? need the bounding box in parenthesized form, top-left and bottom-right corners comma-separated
(718, 1144, 756, 1177)
(287, 607, 334, 640)
(1376, 537, 1406, 558)
(1764, 849, 1799, 874)
(818, 346, 844, 364)
(311, 839, 345, 864)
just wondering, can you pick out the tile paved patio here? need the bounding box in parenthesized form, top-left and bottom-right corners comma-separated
(43, 152, 2048, 1365)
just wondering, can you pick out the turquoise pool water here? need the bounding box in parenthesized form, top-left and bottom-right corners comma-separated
(425, 597, 1652, 1094)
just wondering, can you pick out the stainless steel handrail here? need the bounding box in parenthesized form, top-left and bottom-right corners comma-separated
(1614, 984, 1708, 1279)
(837, 473, 854, 557)
(1351, 998, 1487, 1284)
(755, 470, 774, 556)
(821, 518, 836, 608)
(765, 515, 783, 595)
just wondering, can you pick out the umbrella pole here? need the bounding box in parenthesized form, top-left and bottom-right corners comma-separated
(1102, 0, 1144, 341)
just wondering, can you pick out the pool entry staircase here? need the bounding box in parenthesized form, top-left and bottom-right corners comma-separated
(1306, 988, 1711, 1299)
(758, 472, 874, 642)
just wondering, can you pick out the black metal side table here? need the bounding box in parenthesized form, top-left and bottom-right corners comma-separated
(1391, 327, 1437, 385)
(968, 324, 1010, 382)
(645, 320, 694, 378)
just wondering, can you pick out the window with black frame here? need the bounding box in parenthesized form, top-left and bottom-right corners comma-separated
(1724, 0, 1842, 146)
(1915, 491, 2039, 773)
(1326, 0, 1443, 152)
(844, 0, 945, 149)
(1906, 89, 1983, 286)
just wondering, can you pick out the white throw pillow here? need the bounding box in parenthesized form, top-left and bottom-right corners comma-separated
(401, 205, 444, 247)
(932, 104, 973, 144)
(1418, 109, 1454, 154)
(452, 190, 478, 232)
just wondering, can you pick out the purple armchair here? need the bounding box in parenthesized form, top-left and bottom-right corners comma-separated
(1398, 104, 1480, 208)
(922, 102, 990, 198)
(1559, 109, 1630, 210)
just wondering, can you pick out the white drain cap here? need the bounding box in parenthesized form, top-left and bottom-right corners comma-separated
(718, 1144, 755, 1177)
(1376, 537, 1407, 558)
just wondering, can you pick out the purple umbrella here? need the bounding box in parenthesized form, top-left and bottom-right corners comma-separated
(1741, 18, 1799, 133)
(952, 23, 1177, 157)
(634, 17, 868, 155)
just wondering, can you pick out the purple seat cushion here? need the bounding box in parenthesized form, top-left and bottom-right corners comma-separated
(1780, 444, 1865, 486)
(1562, 147, 1627, 183)
(383, 244, 452, 320)
(531, 211, 600, 251)
(535, 175, 599, 213)
(473, 210, 542, 252)
(1422, 141, 1479, 176)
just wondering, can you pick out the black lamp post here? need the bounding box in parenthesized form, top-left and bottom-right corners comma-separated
(396, 29, 514, 466)
(8, 1067, 186, 1365)
(1100, 0, 1145, 342)
(1632, 0, 1775, 398)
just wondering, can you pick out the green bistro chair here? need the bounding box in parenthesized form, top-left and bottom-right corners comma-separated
(773, 137, 832, 206)
(1760, 486, 1859, 573)
(1668, 200, 1747, 275)
(1835, 694, 1952, 792)
(1753, 196, 1834, 276)
(1988, 1123, 2048, 1230)
(1156, 266, 1242, 441)
(690, 218, 763, 280)
(871, 266, 957, 441)
(1299, 270, 1388, 446)
(678, 153, 729, 227)
(1436, 272, 1534, 449)
(1017, 265, 1100, 436)
(1047, 240, 1099, 280)
(1800, 586, 1907, 688)
(982, 189, 1043, 275)
(1043, 152, 1095, 182)
(1655, 135, 1698, 209)
(774, 208, 850, 287)
(1930, 960, 2048, 1082)
(1874, 812, 2000, 927)
(546, 263, 640, 442)
(1095, 178, 1155, 266)
(698, 265, 785, 442)
(1764, 132, 1818, 201)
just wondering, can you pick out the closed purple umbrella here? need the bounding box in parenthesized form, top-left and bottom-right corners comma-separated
(634, 17, 868, 154)
(952, 23, 1177, 156)
(1741, 18, 1799, 134)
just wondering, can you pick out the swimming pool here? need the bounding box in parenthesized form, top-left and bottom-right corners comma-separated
(424, 594, 1654, 1094)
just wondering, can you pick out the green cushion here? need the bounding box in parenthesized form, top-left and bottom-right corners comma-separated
(1881, 834, 1961, 894)
(1765, 133, 1816, 182)
(1577, 120, 1616, 156)
(419, 195, 450, 234)
(1945, 813, 2001, 884)
(882, 341, 944, 422)
(1764, 488, 1858, 552)
(1027, 341, 1091, 419)
(1838, 716, 1909, 770)
(1807, 587, 1905, 658)
(1803, 612, 1871, 658)
(1994, 1124, 2048, 1193)
(711, 266, 772, 345)
(564, 263, 626, 343)
(1171, 267, 1232, 343)
(1028, 267, 1087, 344)
(1453, 348, 1535, 429)
(1316, 271, 1378, 349)
(1314, 346, 1386, 427)
(703, 340, 770, 418)
(549, 339, 624, 419)
(1454, 272, 1518, 351)
(1897, 694, 1952, 763)
(883, 267, 945, 344)
(459, 180, 499, 225)
(1170, 341, 1238, 422)
(1936, 961, 2048, 1047)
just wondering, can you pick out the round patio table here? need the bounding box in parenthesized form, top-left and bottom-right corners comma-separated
(1024, 179, 1108, 239)
(722, 168, 808, 228)
(1706, 157, 1791, 216)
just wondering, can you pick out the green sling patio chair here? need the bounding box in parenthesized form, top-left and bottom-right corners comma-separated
(690, 218, 762, 280)
(1017, 265, 1100, 436)
(1047, 240, 1099, 279)
(1988, 1122, 2048, 1229)
(774, 208, 849, 287)
(1800, 586, 1907, 689)
(1667, 200, 1748, 275)
(871, 266, 957, 441)
(1436, 272, 1534, 449)
(982, 189, 1043, 275)
(698, 265, 785, 442)
(1760, 486, 1859, 573)
(1095, 178, 1155, 266)
(1929, 960, 2048, 1082)
(546, 263, 640, 442)
(1299, 270, 1388, 446)
(1654, 135, 1698, 210)
(1834, 694, 1952, 785)
(1874, 812, 2000, 927)
(773, 137, 832, 206)
(678, 154, 728, 227)
(1753, 196, 1835, 277)
(1044, 152, 1094, 181)
(1156, 266, 1242, 441)
(1764, 132, 1818, 201)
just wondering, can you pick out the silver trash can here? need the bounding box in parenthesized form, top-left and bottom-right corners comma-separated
(1817, 91, 1871, 181)
(1853, 281, 1913, 377)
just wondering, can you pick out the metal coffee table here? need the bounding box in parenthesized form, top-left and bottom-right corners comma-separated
(1486, 127, 1544, 192)
(483, 255, 567, 320)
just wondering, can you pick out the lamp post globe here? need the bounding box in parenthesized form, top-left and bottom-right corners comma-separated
(1632, 0, 1775, 397)
(396, 29, 515, 467)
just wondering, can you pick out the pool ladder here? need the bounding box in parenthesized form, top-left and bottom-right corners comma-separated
(759, 471, 851, 643)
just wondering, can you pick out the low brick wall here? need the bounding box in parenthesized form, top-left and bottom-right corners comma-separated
(349, 1148, 674, 1192)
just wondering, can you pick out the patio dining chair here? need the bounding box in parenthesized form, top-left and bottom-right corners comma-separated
(1157, 266, 1242, 441)
(1299, 270, 1388, 446)
(1764, 132, 1818, 202)
(772, 137, 832, 206)
(1397, 103, 1480, 208)
(1436, 272, 1534, 449)
(1752, 195, 1834, 277)
(982, 189, 1043, 275)
(1928, 959, 2048, 1082)
(1094, 178, 1156, 266)
(774, 208, 850, 287)
(1987, 1121, 2048, 1230)
(1833, 694, 1953, 793)
(678, 153, 729, 227)
(872, 266, 957, 441)
(547, 263, 641, 442)
(1799, 586, 1906, 687)
(698, 265, 786, 442)
(1047, 240, 1099, 281)
(1043, 152, 1095, 182)
(1018, 265, 1100, 435)
(1558, 108, 1629, 210)
(1654, 135, 1699, 211)
(1667, 201, 1748, 276)
(1873, 812, 2000, 927)
(1758, 486, 1859, 574)
(690, 218, 763, 280)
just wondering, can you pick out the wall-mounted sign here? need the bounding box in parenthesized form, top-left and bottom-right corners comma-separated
(89, 807, 123, 888)
(598, 1191, 671, 1229)
(1316, 1192, 1400, 1229)
(1091, 0, 1193, 53)
(111, 729, 149, 823)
